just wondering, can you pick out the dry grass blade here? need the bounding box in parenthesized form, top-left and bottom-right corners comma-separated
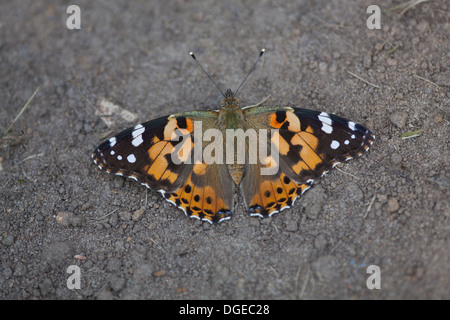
(364, 195, 377, 219)
(400, 129, 424, 139)
(346, 71, 380, 89)
(388, 0, 431, 16)
(3, 86, 40, 137)
(414, 74, 440, 88)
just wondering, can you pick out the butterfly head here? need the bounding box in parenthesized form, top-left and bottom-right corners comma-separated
(221, 89, 240, 108)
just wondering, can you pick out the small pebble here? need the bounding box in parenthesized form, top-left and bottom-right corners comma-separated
(363, 54, 372, 69)
(132, 208, 145, 221)
(387, 198, 400, 213)
(1, 234, 14, 246)
(391, 153, 402, 165)
(389, 111, 408, 128)
(56, 212, 73, 227)
(152, 270, 167, 277)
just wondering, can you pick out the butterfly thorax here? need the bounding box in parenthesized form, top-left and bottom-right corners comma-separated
(218, 89, 245, 129)
(217, 89, 247, 185)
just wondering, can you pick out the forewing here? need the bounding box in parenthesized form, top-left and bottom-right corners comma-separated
(92, 114, 195, 192)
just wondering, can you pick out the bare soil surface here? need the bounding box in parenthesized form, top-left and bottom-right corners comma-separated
(1, 0, 449, 299)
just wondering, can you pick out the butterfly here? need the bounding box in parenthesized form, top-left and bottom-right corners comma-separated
(92, 50, 375, 224)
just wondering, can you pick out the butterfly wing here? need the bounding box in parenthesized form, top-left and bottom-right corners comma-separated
(164, 162, 234, 223)
(92, 111, 234, 223)
(240, 106, 375, 217)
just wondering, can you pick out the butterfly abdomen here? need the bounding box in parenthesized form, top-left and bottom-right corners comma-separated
(227, 163, 245, 185)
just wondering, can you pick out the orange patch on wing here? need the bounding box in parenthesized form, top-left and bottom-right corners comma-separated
(248, 172, 313, 216)
(152, 136, 161, 144)
(271, 130, 290, 156)
(297, 131, 318, 150)
(261, 155, 279, 170)
(165, 173, 231, 223)
(292, 160, 309, 174)
(249, 191, 263, 211)
(164, 118, 194, 142)
(163, 118, 178, 140)
(259, 180, 277, 210)
(271, 177, 289, 203)
(173, 136, 193, 163)
(190, 183, 204, 216)
(290, 133, 322, 170)
(215, 196, 228, 213)
(160, 169, 178, 184)
(147, 143, 173, 180)
(270, 113, 281, 129)
(148, 141, 167, 161)
(249, 176, 290, 215)
(184, 118, 194, 133)
(286, 111, 301, 132)
(269, 111, 301, 132)
(178, 177, 194, 207)
(202, 186, 216, 218)
(298, 184, 309, 193)
(193, 161, 208, 175)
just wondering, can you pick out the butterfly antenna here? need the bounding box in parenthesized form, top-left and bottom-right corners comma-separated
(190, 51, 226, 99)
(234, 48, 265, 97)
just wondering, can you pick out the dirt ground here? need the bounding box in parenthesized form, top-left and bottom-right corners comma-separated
(1, 0, 448, 300)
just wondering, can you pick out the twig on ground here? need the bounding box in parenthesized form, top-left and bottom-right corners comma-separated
(3, 86, 40, 137)
(414, 74, 440, 88)
(364, 194, 377, 219)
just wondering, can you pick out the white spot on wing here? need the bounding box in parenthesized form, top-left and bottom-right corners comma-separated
(127, 154, 136, 163)
(249, 213, 264, 218)
(132, 135, 143, 147)
(218, 216, 231, 223)
(131, 124, 145, 147)
(344, 140, 350, 145)
(109, 137, 117, 148)
(132, 124, 145, 137)
(117, 155, 122, 160)
(348, 121, 356, 131)
(301, 185, 311, 195)
(201, 217, 213, 224)
(331, 140, 340, 149)
(318, 112, 333, 134)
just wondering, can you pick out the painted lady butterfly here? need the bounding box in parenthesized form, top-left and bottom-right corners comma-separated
(92, 50, 375, 224)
